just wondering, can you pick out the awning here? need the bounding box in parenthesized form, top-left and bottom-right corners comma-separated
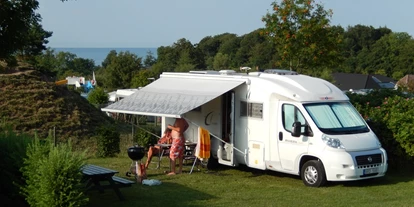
(101, 74, 246, 118)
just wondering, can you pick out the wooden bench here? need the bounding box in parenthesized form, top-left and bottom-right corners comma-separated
(112, 176, 135, 186)
(82, 164, 135, 201)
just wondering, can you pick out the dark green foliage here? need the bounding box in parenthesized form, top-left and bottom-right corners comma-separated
(21, 138, 88, 207)
(96, 125, 120, 157)
(33, 48, 97, 79)
(0, 0, 51, 61)
(87, 87, 109, 105)
(130, 69, 157, 88)
(100, 50, 143, 91)
(143, 50, 157, 68)
(349, 90, 414, 169)
(0, 125, 32, 206)
(133, 125, 161, 149)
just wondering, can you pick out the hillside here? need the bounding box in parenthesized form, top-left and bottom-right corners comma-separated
(0, 70, 114, 146)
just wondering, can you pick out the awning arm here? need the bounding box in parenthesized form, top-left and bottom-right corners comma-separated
(184, 118, 246, 155)
(101, 108, 181, 118)
(131, 122, 161, 139)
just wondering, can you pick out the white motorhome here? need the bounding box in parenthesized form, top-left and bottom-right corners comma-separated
(102, 69, 388, 187)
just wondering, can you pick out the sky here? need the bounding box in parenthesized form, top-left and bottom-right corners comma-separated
(37, 0, 414, 48)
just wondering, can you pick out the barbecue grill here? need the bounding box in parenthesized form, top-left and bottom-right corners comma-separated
(125, 145, 146, 183)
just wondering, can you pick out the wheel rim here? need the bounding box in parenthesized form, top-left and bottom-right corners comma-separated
(304, 166, 318, 184)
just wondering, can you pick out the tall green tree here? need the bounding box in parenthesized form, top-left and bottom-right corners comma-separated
(213, 53, 230, 70)
(262, 0, 342, 72)
(101, 51, 143, 90)
(357, 32, 414, 77)
(33, 48, 96, 79)
(0, 0, 51, 61)
(131, 69, 156, 88)
(143, 51, 157, 68)
(340, 25, 391, 73)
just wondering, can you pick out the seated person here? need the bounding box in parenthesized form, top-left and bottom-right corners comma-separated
(145, 128, 172, 169)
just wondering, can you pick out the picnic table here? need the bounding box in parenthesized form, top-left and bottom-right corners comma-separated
(82, 164, 134, 201)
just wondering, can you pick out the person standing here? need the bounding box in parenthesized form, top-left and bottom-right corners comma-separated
(167, 118, 189, 175)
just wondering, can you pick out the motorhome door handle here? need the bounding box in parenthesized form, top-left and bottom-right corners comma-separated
(278, 132, 283, 141)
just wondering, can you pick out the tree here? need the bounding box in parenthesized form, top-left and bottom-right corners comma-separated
(130, 69, 156, 88)
(213, 53, 230, 70)
(156, 38, 204, 72)
(262, 0, 342, 72)
(234, 30, 262, 68)
(357, 32, 414, 76)
(143, 51, 157, 68)
(0, 0, 51, 61)
(33, 48, 97, 79)
(19, 20, 52, 58)
(101, 51, 143, 90)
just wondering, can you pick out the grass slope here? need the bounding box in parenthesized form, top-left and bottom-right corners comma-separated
(0, 70, 113, 146)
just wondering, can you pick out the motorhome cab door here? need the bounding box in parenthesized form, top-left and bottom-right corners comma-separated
(278, 102, 310, 171)
(218, 91, 235, 166)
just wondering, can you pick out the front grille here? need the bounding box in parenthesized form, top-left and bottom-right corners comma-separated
(357, 164, 382, 169)
(355, 154, 382, 166)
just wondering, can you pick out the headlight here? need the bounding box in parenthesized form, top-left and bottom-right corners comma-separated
(322, 134, 345, 149)
(373, 134, 382, 147)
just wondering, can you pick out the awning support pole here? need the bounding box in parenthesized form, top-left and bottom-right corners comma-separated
(183, 118, 246, 155)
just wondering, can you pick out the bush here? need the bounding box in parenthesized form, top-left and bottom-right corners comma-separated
(21, 138, 88, 207)
(0, 126, 32, 206)
(349, 89, 414, 168)
(96, 125, 120, 157)
(87, 87, 109, 105)
(133, 125, 161, 149)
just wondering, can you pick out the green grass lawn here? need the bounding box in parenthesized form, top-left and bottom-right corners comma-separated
(85, 156, 414, 207)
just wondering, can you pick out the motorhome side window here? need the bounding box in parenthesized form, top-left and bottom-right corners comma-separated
(282, 104, 306, 133)
(240, 101, 263, 118)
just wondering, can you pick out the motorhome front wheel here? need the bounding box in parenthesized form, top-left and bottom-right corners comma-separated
(301, 160, 327, 187)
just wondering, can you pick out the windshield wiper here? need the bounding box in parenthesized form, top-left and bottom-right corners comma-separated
(320, 127, 369, 135)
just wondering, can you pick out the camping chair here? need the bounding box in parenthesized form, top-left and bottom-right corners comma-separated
(156, 145, 171, 169)
(183, 142, 197, 165)
(189, 126, 211, 174)
(145, 143, 171, 169)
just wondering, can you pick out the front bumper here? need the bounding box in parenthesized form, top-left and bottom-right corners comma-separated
(323, 148, 388, 181)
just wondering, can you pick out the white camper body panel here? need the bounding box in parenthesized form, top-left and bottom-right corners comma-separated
(160, 71, 387, 182)
(104, 69, 388, 185)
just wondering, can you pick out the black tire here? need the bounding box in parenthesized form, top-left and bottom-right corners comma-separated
(300, 160, 327, 187)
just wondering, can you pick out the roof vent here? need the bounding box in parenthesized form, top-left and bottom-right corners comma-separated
(189, 70, 220, 74)
(219, 70, 236, 75)
(264, 69, 298, 75)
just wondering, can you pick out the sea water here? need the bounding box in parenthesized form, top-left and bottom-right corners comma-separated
(53, 47, 158, 66)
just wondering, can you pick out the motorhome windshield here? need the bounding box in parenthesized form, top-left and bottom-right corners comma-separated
(304, 102, 369, 135)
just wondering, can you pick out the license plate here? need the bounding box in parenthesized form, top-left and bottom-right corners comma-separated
(363, 168, 378, 175)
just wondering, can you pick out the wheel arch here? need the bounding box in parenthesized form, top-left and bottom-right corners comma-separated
(299, 155, 324, 174)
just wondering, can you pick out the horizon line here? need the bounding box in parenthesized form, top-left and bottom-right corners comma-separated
(50, 46, 159, 49)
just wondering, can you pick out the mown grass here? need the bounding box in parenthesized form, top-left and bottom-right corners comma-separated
(85, 156, 414, 207)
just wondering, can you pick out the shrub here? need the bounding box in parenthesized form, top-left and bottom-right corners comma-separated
(0, 126, 32, 206)
(21, 138, 88, 207)
(133, 125, 161, 149)
(87, 87, 109, 105)
(349, 89, 414, 168)
(96, 125, 120, 157)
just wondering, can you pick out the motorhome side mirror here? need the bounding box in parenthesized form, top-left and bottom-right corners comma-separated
(291, 122, 302, 137)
